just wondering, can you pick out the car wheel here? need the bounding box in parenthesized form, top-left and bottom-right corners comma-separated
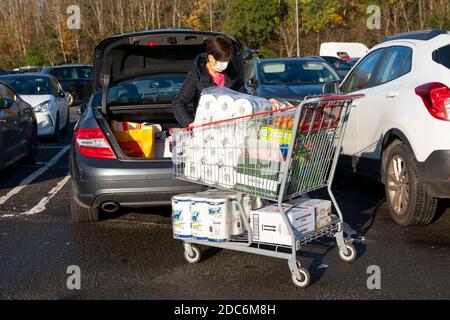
(52, 113, 61, 142)
(384, 143, 438, 226)
(65, 92, 74, 106)
(71, 187, 100, 223)
(20, 124, 38, 165)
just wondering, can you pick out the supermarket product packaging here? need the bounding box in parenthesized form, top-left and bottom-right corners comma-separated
(250, 203, 315, 247)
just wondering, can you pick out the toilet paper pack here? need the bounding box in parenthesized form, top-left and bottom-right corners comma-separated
(190, 196, 210, 240)
(171, 194, 194, 239)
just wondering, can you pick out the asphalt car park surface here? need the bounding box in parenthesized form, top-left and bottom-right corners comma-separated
(0, 107, 449, 300)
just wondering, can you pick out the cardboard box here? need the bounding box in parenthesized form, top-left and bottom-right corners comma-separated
(294, 198, 333, 230)
(250, 204, 315, 247)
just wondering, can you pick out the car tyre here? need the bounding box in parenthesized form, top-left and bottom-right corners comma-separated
(71, 190, 100, 223)
(384, 143, 438, 226)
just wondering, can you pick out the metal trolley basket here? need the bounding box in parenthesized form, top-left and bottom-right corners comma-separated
(172, 94, 363, 288)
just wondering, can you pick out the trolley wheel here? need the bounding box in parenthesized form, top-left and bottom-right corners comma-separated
(339, 243, 357, 263)
(291, 267, 311, 288)
(184, 246, 201, 264)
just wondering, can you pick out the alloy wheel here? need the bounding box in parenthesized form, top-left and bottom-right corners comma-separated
(387, 155, 410, 216)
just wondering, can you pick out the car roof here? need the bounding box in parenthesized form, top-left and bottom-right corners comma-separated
(43, 64, 93, 69)
(379, 29, 447, 44)
(0, 73, 53, 78)
(256, 57, 326, 64)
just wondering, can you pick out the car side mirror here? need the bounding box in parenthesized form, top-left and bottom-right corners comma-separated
(323, 80, 341, 94)
(247, 78, 256, 87)
(77, 103, 87, 115)
(0, 96, 14, 109)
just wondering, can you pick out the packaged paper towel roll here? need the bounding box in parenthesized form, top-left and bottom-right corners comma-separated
(203, 145, 219, 165)
(185, 162, 201, 180)
(218, 126, 237, 147)
(190, 196, 210, 240)
(201, 164, 220, 185)
(198, 94, 216, 112)
(218, 148, 239, 167)
(195, 94, 216, 125)
(214, 95, 236, 121)
(253, 99, 272, 113)
(233, 99, 254, 117)
(206, 196, 230, 242)
(171, 194, 193, 239)
(218, 166, 236, 189)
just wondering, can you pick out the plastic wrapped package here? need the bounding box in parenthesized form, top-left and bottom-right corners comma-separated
(193, 87, 273, 125)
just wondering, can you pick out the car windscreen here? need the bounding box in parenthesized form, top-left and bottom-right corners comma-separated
(259, 61, 340, 85)
(93, 74, 187, 106)
(0, 76, 52, 95)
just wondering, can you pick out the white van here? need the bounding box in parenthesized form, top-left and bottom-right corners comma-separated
(320, 42, 369, 60)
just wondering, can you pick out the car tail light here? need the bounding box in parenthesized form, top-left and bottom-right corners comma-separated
(75, 128, 116, 159)
(415, 82, 450, 121)
(146, 41, 156, 46)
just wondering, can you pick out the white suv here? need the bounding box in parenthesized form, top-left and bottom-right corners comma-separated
(339, 29, 450, 226)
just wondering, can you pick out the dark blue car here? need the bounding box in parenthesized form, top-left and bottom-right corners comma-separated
(244, 57, 341, 102)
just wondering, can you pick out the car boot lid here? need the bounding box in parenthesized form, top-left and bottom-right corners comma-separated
(93, 29, 243, 114)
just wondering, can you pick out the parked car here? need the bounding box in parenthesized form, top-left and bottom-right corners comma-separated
(244, 57, 341, 101)
(318, 56, 353, 78)
(347, 58, 360, 67)
(0, 74, 70, 140)
(336, 29, 450, 226)
(42, 64, 92, 106)
(243, 49, 261, 61)
(320, 42, 369, 60)
(11, 66, 42, 74)
(0, 80, 37, 170)
(69, 29, 245, 222)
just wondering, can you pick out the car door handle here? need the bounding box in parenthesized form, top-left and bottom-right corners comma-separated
(386, 92, 399, 98)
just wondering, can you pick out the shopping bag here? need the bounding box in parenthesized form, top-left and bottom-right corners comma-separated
(111, 120, 155, 158)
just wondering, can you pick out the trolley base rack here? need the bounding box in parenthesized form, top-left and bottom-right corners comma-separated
(182, 214, 356, 288)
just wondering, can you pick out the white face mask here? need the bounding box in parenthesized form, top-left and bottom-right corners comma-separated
(212, 60, 229, 73)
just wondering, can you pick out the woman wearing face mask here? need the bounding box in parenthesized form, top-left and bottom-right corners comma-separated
(172, 35, 245, 128)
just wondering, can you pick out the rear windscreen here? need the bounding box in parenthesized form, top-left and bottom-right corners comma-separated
(432, 45, 450, 69)
(93, 74, 187, 106)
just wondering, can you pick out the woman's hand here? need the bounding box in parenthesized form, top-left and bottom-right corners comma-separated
(188, 122, 195, 128)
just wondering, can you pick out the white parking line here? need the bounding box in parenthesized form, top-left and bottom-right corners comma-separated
(21, 174, 71, 216)
(0, 145, 70, 207)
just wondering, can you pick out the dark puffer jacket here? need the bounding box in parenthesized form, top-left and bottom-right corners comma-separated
(171, 53, 245, 127)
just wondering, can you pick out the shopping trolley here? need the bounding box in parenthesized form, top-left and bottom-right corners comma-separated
(172, 93, 364, 288)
